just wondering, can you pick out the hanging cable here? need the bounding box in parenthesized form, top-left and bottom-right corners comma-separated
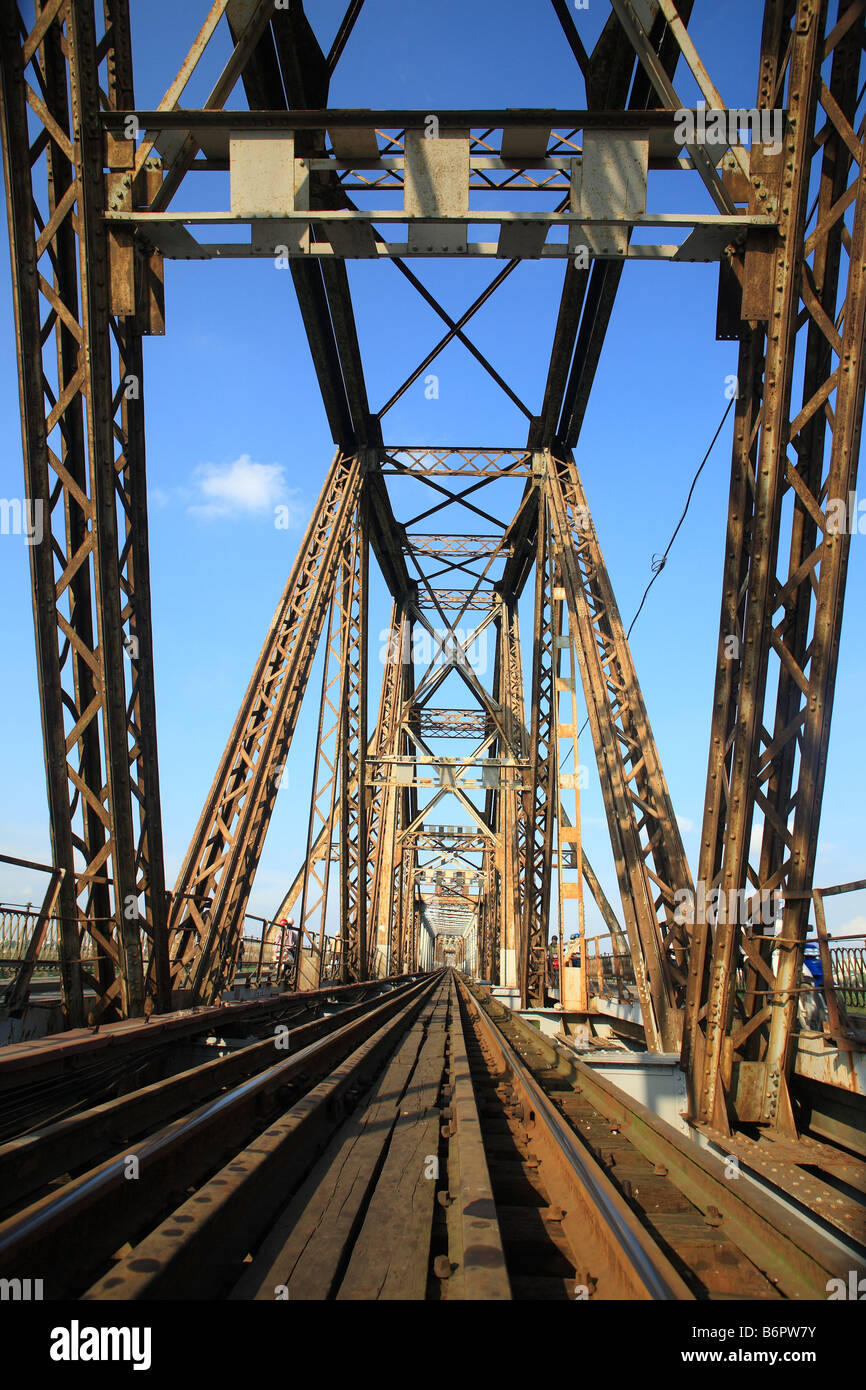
(625, 395, 735, 640)
(575, 394, 736, 738)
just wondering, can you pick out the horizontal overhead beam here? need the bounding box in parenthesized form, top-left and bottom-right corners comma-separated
(103, 107, 708, 133)
(107, 106, 771, 266)
(108, 211, 767, 263)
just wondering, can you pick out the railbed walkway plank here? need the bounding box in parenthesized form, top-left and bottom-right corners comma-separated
(335, 993, 450, 1299)
(232, 982, 448, 1300)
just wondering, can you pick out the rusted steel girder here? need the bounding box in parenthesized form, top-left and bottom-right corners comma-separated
(262, 436, 692, 1022)
(367, 604, 411, 976)
(402, 859, 419, 974)
(273, 603, 413, 984)
(546, 450, 693, 1051)
(389, 634, 415, 978)
(293, 586, 346, 988)
(493, 598, 528, 996)
(521, 491, 558, 1006)
(536, 0, 697, 453)
(168, 450, 363, 1002)
(684, 0, 866, 1133)
(0, 0, 169, 1025)
(554, 584, 589, 1015)
(228, 0, 376, 452)
(480, 847, 497, 983)
(338, 495, 369, 982)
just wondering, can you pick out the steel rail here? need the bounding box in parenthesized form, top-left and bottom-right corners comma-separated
(456, 978, 692, 1300)
(0, 976, 425, 1214)
(0, 974, 437, 1296)
(463, 979, 865, 1299)
(84, 975, 443, 1299)
(0, 975, 414, 1094)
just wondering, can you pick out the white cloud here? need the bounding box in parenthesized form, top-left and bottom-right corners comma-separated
(676, 815, 694, 834)
(187, 454, 302, 523)
(838, 915, 866, 936)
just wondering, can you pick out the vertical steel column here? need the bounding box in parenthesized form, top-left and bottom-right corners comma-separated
(367, 603, 409, 975)
(339, 484, 369, 981)
(104, 1, 170, 1013)
(170, 449, 362, 1002)
(0, 0, 168, 1023)
(401, 856, 418, 973)
(522, 468, 557, 1006)
(388, 619, 415, 975)
(681, 325, 766, 1096)
(295, 591, 345, 988)
(495, 597, 527, 994)
(547, 449, 693, 1051)
(554, 573, 588, 1014)
(685, 0, 866, 1131)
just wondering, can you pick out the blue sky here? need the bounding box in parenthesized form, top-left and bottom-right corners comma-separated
(0, 0, 863, 940)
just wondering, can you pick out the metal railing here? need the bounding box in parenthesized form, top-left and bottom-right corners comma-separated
(5, 878, 862, 1021)
(580, 932, 637, 1003)
(0, 907, 101, 974)
(578, 879, 866, 1044)
(0, 908, 61, 969)
(829, 938, 866, 1012)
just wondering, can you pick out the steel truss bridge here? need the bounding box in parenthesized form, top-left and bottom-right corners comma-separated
(0, 0, 865, 1304)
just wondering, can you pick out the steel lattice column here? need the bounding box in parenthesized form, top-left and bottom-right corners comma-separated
(339, 490, 369, 982)
(494, 596, 527, 993)
(554, 582, 589, 1015)
(367, 603, 410, 975)
(169, 449, 363, 1002)
(522, 478, 557, 1006)
(388, 630, 415, 976)
(294, 589, 345, 987)
(547, 449, 693, 1051)
(0, 0, 169, 1024)
(402, 856, 419, 973)
(480, 847, 497, 982)
(684, 0, 866, 1132)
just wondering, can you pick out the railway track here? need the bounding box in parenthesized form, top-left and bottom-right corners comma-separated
(456, 981, 864, 1300)
(0, 970, 861, 1300)
(0, 974, 435, 1294)
(0, 975, 415, 1144)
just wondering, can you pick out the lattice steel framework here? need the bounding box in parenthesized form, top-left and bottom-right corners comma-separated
(522, 494, 558, 1006)
(0, 0, 168, 1026)
(548, 451, 694, 1050)
(1, 0, 863, 1144)
(168, 449, 363, 1000)
(682, 0, 866, 1133)
(290, 581, 346, 987)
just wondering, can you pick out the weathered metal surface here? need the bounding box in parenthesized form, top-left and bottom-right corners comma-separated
(0, 0, 169, 1027)
(0, 976, 435, 1297)
(522, 490, 557, 1006)
(168, 450, 363, 1001)
(404, 129, 470, 255)
(547, 450, 693, 1049)
(459, 978, 693, 1299)
(576, 132, 648, 258)
(683, 0, 866, 1134)
(466, 979, 865, 1299)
